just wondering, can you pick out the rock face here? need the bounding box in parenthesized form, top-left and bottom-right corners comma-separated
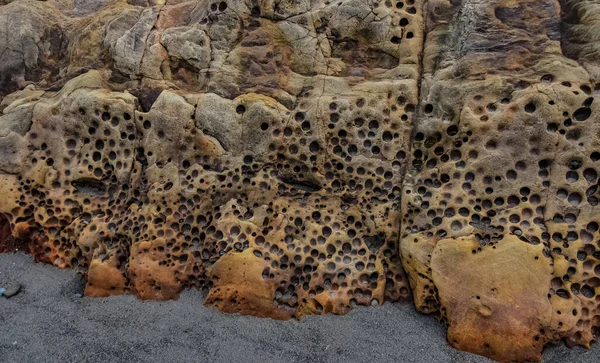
(0, 0, 598, 361)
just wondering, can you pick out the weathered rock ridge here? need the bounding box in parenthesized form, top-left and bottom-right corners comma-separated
(0, 0, 598, 362)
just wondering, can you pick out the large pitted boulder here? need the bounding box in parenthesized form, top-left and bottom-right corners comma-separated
(0, 0, 598, 362)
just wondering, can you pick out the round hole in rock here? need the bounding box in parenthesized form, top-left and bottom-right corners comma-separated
(583, 168, 598, 181)
(568, 159, 582, 170)
(573, 107, 591, 121)
(581, 285, 595, 298)
(566, 171, 579, 182)
(309, 141, 321, 153)
(66, 139, 77, 149)
(524, 103, 536, 113)
(568, 193, 582, 206)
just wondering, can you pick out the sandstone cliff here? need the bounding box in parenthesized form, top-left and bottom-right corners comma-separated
(0, 0, 598, 362)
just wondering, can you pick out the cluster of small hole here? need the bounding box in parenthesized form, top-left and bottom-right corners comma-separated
(6, 82, 417, 315)
(386, 0, 418, 45)
(252, 91, 415, 307)
(0, 0, 431, 318)
(403, 76, 600, 341)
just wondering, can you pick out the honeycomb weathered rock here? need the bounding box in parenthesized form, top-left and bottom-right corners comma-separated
(401, 0, 600, 360)
(0, 0, 598, 362)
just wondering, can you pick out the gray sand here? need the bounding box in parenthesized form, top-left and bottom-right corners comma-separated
(0, 253, 596, 363)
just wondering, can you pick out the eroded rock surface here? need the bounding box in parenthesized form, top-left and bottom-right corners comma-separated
(0, 0, 598, 362)
(0, 0, 418, 316)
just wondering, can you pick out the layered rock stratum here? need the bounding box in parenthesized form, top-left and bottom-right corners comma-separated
(0, 0, 598, 361)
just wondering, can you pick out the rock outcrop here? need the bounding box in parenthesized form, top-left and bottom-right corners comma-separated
(0, 0, 598, 362)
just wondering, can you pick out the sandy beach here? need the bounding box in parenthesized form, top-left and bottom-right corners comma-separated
(0, 253, 596, 363)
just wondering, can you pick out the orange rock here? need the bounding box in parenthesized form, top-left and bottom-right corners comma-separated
(431, 235, 553, 362)
(128, 240, 183, 300)
(85, 258, 128, 297)
(206, 249, 294, 320)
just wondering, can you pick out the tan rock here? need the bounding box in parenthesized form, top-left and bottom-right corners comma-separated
(0, 1, 599, 362)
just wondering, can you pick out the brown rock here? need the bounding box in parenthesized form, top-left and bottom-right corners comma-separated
(0, 0, 599, 362)
(0, 213, 12, 252)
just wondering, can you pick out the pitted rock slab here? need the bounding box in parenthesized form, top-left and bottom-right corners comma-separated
(0, 0, 599, 362)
